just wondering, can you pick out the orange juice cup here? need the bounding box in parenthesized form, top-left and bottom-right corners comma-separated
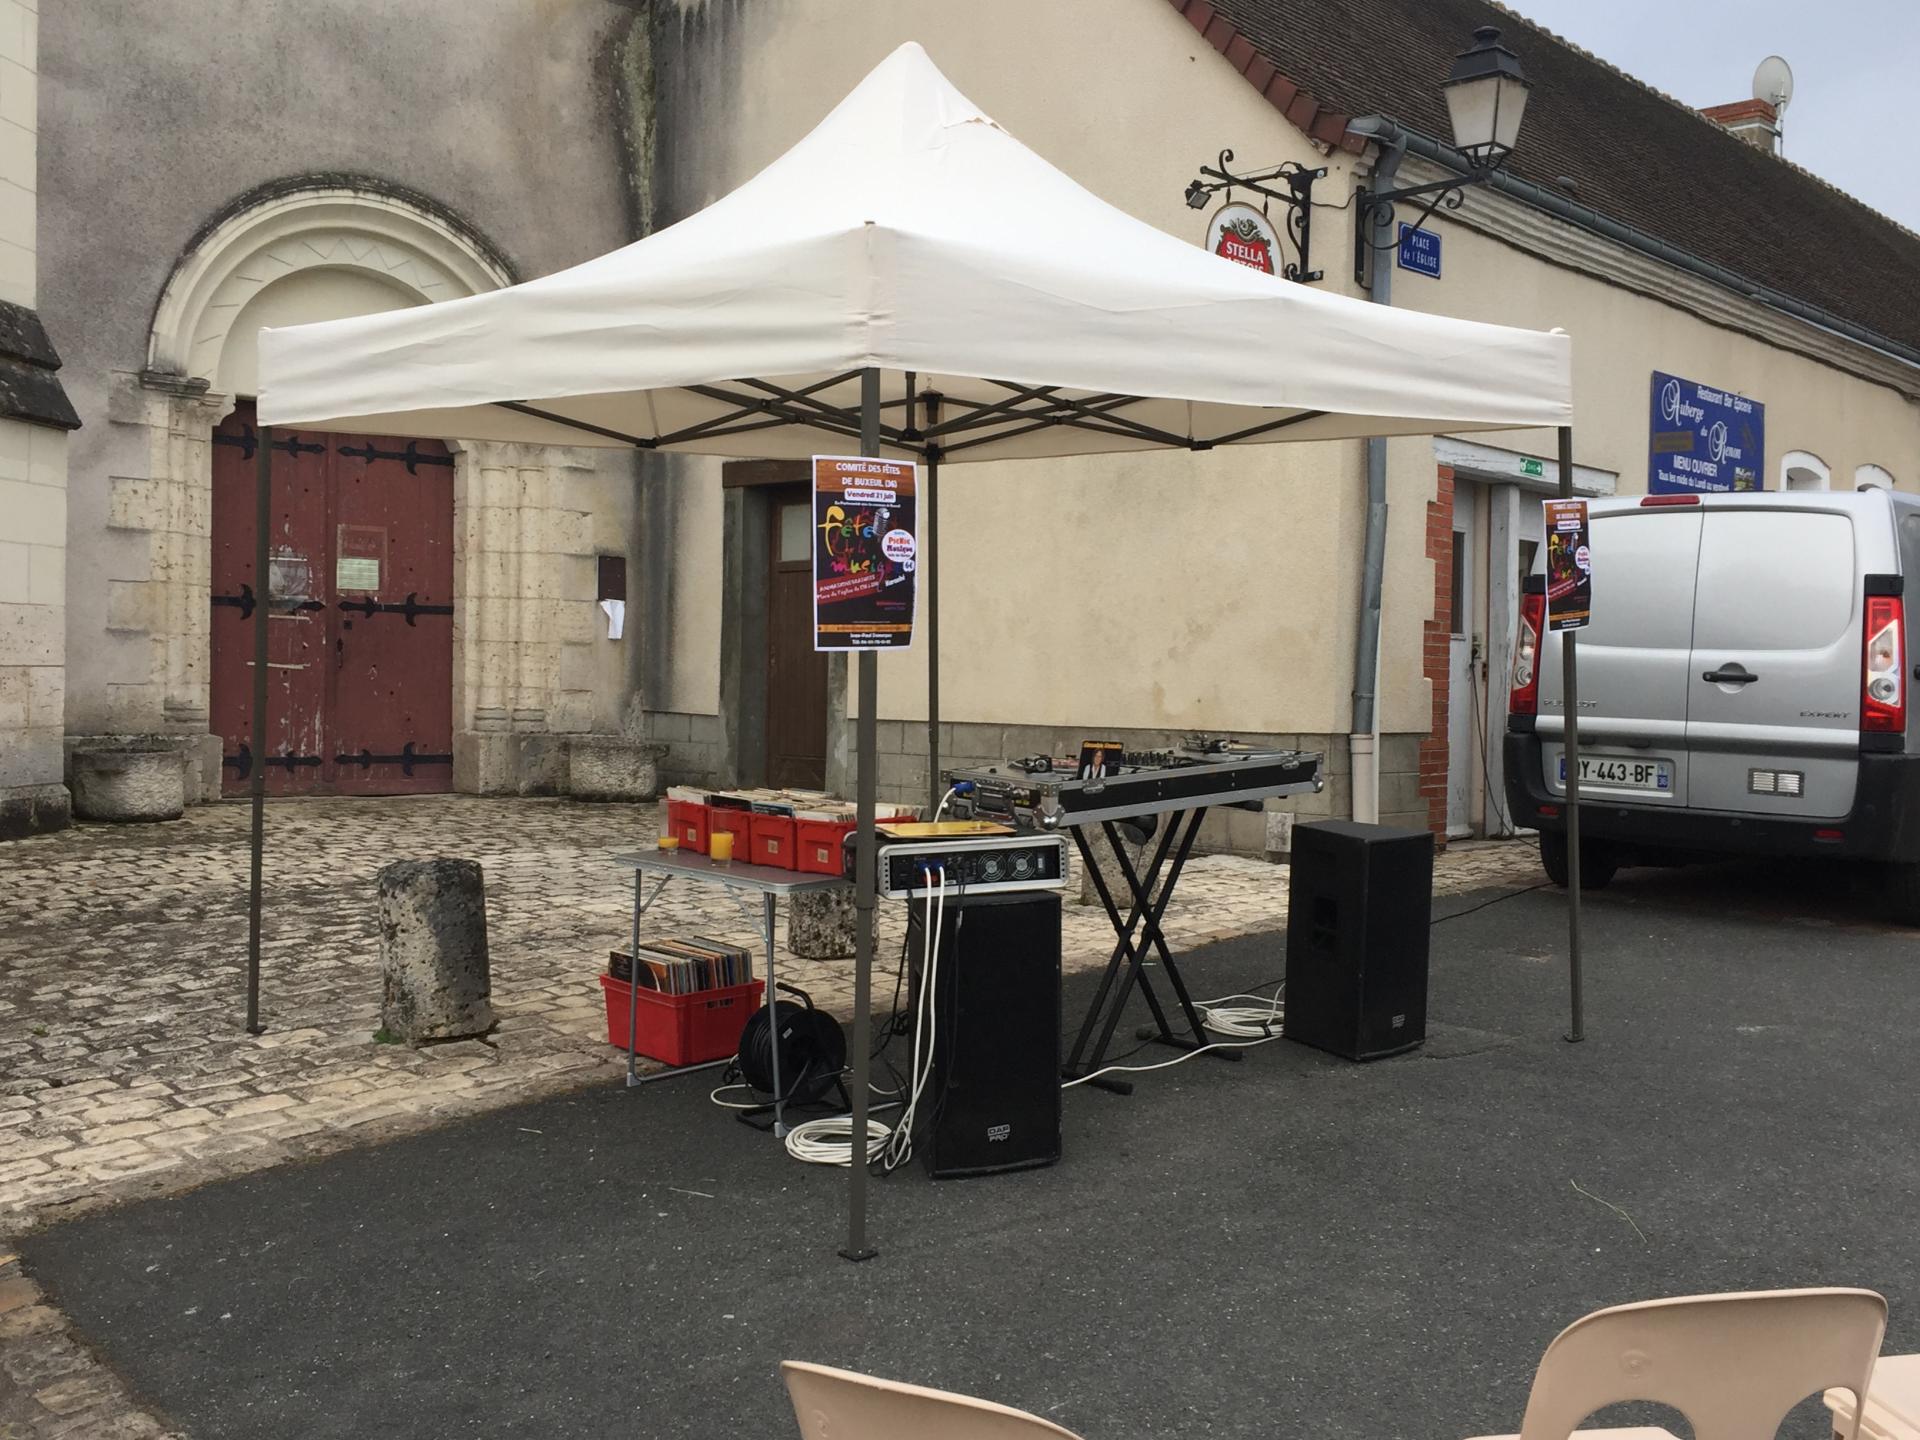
(709, 830, 735, 863)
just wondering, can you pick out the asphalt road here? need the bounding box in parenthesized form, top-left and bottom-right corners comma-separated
(23, 868, 1920, 1440)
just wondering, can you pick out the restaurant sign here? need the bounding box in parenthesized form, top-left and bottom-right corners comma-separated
(1205, 202, 1280, 275)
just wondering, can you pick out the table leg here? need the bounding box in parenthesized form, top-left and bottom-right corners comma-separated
(1064, 818, 1180, 1074)
(623, 872, 674, 1089)
(627, 869, 642, 1087)
(763, 892, 788, 1138)
(1115, 811, 1235, 1062)
(1078, 815, 1190, 1076)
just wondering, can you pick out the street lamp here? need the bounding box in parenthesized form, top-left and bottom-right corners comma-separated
(1353, 26, 1531, 282)
(1443, 26, 1531, 168)
(1181, 25, 1532, 286)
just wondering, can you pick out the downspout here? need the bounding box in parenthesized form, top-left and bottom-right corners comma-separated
(1347, 130, 1407, 824)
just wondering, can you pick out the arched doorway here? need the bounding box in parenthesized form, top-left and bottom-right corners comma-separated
(209, 405, 456, 795)
(142, 180, 514, 795)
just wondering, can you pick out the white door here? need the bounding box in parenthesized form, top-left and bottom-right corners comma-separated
(1446, 483, 1481, 835)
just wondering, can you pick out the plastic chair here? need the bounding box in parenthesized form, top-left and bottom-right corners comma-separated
(782, 1360, 1086, 1440)
(1826, 1352, 1920, 1439)
(1467, 1288, 1887, 1440)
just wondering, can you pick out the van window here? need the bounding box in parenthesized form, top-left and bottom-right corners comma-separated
(1692, 511, 1854, 652)
(1580, 512, 1701, 650)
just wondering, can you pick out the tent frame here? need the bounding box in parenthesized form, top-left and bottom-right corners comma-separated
(241, 376, 1587, 1261)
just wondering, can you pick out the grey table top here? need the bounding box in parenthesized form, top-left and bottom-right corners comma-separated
(611, 848, 850, 896)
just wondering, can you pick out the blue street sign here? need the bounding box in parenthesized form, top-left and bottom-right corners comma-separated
(1396, 223, 1441, 278)
(1648, 371, 1765, 494)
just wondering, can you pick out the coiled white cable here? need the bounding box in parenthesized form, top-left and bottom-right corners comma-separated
(1195, 987, 1286, 1039)
(782, 865, 947, 1168)
(1060, 984, 1285, 1089)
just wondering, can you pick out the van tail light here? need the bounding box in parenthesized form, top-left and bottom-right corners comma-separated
(1511, 591, 1545, 715)
(1639, 494, 1701, 507)
(1862, 593, 1906, 734)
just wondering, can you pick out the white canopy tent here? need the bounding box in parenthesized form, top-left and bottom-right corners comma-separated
(252, 41, 1583, 1258)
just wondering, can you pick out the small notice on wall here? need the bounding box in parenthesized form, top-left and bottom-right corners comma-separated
(336, 524, 387, 594)
(1542, 499, 1591, 632)
(812, 454, 918, 651)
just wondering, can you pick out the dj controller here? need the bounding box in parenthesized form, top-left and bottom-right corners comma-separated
(946, 736, 1324, 830)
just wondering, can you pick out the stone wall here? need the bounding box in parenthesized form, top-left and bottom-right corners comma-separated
(0, 0, 77, 841)
(0, 418, 68, 836)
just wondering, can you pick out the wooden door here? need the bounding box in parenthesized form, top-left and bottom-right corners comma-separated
(766, 492, 827, 789)
(210, 403, 455, 795)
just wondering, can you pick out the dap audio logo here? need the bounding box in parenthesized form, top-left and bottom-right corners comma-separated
(986, 1124, 1011, 1143)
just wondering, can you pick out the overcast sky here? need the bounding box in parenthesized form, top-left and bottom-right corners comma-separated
(1504, 0, 1920, 234)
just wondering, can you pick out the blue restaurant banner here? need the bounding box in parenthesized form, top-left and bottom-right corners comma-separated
(1396, 223, 1441, 278)
(1648, 371, 1764, 493)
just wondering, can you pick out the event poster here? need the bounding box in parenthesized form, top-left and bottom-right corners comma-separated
(811, 454, 918, 651)
(1542, 499, 1592, 632)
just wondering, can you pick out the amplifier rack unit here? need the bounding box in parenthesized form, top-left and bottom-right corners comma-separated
(846, 833, 1069, 899)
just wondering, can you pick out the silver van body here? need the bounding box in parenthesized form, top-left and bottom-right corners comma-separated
(1506, 490, 1920, 880)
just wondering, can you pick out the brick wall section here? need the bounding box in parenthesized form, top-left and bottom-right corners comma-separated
(1418, 466, 1455, 837)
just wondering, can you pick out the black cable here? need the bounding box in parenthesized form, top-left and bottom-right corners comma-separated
(1430, 881, 1554, 925)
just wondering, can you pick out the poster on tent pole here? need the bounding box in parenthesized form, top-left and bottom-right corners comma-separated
(811, 454, 919, 651)
(1542, 498, 1592, 632)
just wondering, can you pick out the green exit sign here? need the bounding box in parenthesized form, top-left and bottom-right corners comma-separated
(1521, 457, 1545, 478)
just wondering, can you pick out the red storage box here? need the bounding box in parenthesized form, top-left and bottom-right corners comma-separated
(599, 973, 764, 1066)
(749, 813, 798, 870)
(796, 817, 856, 876)
(707, 804, 753, 854)
(667, 798, 710, 854)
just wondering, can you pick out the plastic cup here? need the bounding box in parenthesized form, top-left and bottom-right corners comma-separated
(709, 830, 735, 863)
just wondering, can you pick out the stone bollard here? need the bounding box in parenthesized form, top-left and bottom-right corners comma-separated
(787, 888, 856, 959)
(377, 859, 495, 1044)
(1078, 828, 1148, 909)
(69, 742, 186, 822)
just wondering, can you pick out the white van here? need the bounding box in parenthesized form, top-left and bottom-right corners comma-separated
(1504, 489, 1920, 917)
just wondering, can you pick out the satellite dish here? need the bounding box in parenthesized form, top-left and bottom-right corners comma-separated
(1753, 55, 1794, 113)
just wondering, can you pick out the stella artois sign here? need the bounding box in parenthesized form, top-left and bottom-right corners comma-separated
(1205, 201, 1281, 274)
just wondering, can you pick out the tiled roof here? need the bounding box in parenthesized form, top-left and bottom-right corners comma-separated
(1172, 0, 1920, 356)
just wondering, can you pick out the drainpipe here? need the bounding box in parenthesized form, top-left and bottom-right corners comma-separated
(1347, 131, 1407, 825)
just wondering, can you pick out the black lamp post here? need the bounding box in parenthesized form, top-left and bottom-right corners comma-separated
(1182, 26, 1531, 287)
(1353, 26, 1532, 282)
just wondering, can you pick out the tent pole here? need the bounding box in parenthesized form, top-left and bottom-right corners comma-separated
(924, 402, 942, 814)
(245, 423, 272, 1036)
(841, 367, 882, 1262)
(1558, 424, 1585, 1043)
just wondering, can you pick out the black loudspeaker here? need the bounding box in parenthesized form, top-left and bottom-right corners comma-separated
(907, 892, 1062, 1178)
(1284, 820, 1434, 1061)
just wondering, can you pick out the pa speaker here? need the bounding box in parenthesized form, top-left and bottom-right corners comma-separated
(908, 892, 1062, 1178)
(1284, 820, 1433, 1061)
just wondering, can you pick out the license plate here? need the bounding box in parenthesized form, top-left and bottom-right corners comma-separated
(1557, 755, 1672, 792)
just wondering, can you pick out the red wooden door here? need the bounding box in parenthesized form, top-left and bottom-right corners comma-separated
(210, 404, 454, 796)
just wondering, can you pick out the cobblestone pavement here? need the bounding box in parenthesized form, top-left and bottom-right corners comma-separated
(0, 797, 1540, 1438)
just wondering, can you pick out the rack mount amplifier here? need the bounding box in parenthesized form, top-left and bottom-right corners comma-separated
(844, 833, 1069, 899)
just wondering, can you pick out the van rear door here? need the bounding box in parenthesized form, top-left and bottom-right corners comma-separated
(1537, 506, 1701, 806)
(1685, 507, 1860, 818)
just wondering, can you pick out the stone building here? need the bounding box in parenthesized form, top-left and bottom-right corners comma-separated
(9, 0, 1920, 846)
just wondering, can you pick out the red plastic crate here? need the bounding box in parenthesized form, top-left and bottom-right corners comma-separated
(707, 804, 754, 855)
(795, 817, 856, 875)
(599, 973, 764, 1066)
(667, 799, 710, 854)
(749, 813, 798, 870)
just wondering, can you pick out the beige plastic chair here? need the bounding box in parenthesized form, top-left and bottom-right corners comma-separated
(1827, 1352, 1920, 1439)
(782, 1360, 1086, 1440)
(1468, 1287, 1887, 1440)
